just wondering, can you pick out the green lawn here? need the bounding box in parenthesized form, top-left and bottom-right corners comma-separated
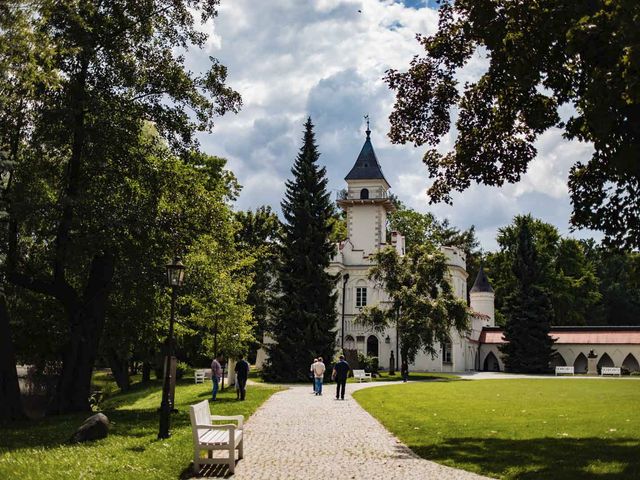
(355, 371, 460, 383)
(0, 377, 281, 480)
(354, 379, 640, 479)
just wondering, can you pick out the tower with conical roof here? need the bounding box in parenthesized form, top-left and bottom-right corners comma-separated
(337, 123, 396, 256)
(470, 264, 495, 326)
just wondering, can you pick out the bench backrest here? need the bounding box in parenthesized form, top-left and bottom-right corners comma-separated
(189, 400, 211, 444)
(601, 367, 621, 375)
(353, 369, 366, 377)
(555, 366, 574, 374)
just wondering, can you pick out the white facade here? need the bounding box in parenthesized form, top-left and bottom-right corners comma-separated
(328, 131, 493, 372)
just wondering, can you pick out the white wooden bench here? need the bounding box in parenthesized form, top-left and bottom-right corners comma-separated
(555, 366, 574, 376)
(353, 369, 372, 382)
(601, 367, 621, 377)
(189, 400, 244, 474)
(194, 369, 206, 384)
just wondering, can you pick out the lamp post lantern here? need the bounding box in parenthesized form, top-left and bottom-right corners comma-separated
(158, 257, 185, 440)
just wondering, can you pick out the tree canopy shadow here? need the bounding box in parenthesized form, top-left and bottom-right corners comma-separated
(413, 436, 640, 479)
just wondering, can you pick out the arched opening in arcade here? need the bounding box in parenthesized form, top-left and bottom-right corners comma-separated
(622, 353, 640, 373)
(597, 353, 614, 373)
(483, 351, 500, 372)
(549, 352, 567, 368)
(573, 353, 588, 373)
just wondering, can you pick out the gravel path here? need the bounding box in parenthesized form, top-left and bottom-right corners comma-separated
(204, 381, 491, 480)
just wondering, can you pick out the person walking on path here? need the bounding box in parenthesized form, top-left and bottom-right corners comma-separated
(401, 360, 409, 382)
(310, 358, 318, 393)
(235, 354, 250, 401)
(211, 355, 223, 400)
(312, 357, 326, 395)
(332, 355, 350, 400)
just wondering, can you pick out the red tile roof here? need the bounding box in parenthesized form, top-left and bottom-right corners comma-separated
(480, 327, 640, 345)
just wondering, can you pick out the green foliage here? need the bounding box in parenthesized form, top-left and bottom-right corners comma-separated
(499, 216, 555, 373)
(263, 119, 337, 382)
(487, 215, 601, 326)
(358, 244, 468, 364)
(0, 378, 281, 479)
(387, 200, 481, 290)
(386, 0, 640, 249)
(0, 0, 242, 412)
(586, 247, 640, 326)
(355, 379, 640, 479)
(356, 353, 379, 374)
(235, 206, 281, 360)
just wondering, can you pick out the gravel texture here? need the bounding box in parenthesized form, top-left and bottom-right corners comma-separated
(199, 381, 492, 479)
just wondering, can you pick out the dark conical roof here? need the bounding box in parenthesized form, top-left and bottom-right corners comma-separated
(345, 129, 389, 184)
(471, 265, 494, 293)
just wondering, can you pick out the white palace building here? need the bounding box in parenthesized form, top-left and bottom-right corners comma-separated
(327, 127, 640, 374)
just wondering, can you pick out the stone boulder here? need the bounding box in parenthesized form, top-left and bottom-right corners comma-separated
(69, 413, 110, 443)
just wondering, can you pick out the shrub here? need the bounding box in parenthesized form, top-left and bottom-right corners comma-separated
(154, 359, 191, 380)
(357, 353, 379, 373)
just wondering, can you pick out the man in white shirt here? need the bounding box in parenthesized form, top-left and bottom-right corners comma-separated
(312, 357, 326, 396)
(310, 358, 318, 393)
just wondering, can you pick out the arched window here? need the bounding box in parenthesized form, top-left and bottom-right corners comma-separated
(622, 353, 640, 373)
(573, 353, 588, 373)
(360, 188, 369, 199)
(483, 352, 500, 371)
(366, 335, 379, 358)
(344, 335, 355, 350)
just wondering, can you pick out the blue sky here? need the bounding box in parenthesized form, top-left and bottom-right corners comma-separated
(189, 0, 600, 251)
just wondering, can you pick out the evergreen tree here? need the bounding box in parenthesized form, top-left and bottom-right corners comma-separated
(499, 216, 555, 373)
(264, 119, 337, 382)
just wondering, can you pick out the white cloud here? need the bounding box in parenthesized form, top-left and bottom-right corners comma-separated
(188, 0, 601, 251)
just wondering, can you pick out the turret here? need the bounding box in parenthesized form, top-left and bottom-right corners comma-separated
(337, 124, 394, 256)
(470, 264, 495, 325)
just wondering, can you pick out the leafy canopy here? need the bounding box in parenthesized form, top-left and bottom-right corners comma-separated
(358, 244, 468, 363)
(386, 0, 640, 249)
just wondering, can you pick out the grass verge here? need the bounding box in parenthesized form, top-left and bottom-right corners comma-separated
(354, 378, 640, 479)
(0, 377, 281, 480)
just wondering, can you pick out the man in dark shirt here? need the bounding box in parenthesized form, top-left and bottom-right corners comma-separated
(333, 355, 350, 400)
(234, 354, 250, 401)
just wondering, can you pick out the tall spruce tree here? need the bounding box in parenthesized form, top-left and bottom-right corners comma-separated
(500, 216, 555, 373)
(264, 119, 337, 382)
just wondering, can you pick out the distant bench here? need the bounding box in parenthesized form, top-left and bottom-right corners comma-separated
(555, 366, 574, 376)
(353, 369, 372, 382)
(601, 367, 621, 377)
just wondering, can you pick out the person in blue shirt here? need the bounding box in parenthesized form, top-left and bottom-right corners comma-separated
(332, 355, 350, 400)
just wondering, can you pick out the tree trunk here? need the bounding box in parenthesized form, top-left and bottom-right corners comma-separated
(48, 253, 115, 415)
(141, 362, 151, 383)
(107, 349, 130, 392)
(0, 290, 25, 421)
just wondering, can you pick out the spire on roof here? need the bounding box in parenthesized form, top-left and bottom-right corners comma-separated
(471, 264, 494, 293)
(344, 118, 389, 184)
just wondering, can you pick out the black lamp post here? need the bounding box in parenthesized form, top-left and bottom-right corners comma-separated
(158, 257, 185, 440)
(341, 273, 349, 350)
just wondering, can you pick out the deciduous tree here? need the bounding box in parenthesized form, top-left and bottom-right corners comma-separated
(386, 0, 640, 248)
(358, 244, 468, 365)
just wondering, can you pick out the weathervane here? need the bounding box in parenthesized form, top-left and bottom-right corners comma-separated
(364, 114, 371, 138)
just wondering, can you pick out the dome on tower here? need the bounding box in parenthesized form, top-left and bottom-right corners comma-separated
(470, 264, 494, 293)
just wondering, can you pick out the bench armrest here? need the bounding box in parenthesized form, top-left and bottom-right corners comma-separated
(211, 414, 244, 429)
(195, 423, 237, 431)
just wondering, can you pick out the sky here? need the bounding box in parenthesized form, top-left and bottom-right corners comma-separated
(187, 0, 601, 251)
